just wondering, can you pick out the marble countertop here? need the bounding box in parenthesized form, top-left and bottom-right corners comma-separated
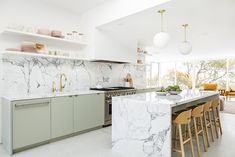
(113, 90, 219, 107)
(2, 87, 158, 101)
(2, 90, 105, 101)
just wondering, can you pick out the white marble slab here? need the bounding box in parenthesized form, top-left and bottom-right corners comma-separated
(112, 90, 219, 157)
(112, 94, 171, 157)
(2, 55, 147, 96)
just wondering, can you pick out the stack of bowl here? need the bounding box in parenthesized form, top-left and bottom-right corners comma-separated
(21, 42, 37, 53)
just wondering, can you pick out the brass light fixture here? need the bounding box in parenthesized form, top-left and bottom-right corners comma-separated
(153, 9, 170, 49)
(179, 24, 192, 55)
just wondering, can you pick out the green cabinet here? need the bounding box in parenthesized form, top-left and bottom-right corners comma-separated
(74, 94, 105, 132)
(12, 99, 51, 149)
(51, 96, 74, 138)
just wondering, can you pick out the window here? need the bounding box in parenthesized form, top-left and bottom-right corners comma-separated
(195, 60, 227, 89)
(160, 62, 175, 88)
(146, 63, 159, 87)
(176, 62, 193, 89)
(228, 59, 235, 86)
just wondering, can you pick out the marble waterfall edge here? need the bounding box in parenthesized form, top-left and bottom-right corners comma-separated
(112, 95, 171, 157)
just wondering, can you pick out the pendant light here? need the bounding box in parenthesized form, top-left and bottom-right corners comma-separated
(179, 24, 192, 55)
(153, 9, 170, 49)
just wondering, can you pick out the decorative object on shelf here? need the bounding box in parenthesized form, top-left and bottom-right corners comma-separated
(78, 33, 84, 42)
(124, 73, 133, 87)
(137, 59, 143, 64)
(21, 41, 37, 53)
(153, 9, 170, 49)
(51, 30, 63, 38)
(35, 43, 45, 53)
(166, 85, 182, 95)
(179, 24, 192, 55)
(37, 29, 51, 36)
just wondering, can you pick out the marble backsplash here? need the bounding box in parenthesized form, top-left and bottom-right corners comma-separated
(2, 55, 147, 95)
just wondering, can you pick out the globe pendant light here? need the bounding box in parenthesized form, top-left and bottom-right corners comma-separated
(153, 9, 170, 49)
(179, 24, 192, 55)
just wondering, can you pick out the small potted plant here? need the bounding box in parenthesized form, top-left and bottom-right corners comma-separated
(166, 85, 182, 95)
(156, 87, 168, 96)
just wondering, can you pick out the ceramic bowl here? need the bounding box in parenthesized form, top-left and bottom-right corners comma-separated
(156, 91, 168, 96)
(169, 91, 182, 95)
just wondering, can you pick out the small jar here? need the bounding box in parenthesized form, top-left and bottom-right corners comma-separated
(65, 33, 73, 40)
(72, 31, 78, 41)
(78, 33, 84, 42)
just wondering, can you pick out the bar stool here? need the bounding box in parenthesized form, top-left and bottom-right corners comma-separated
(191, 105, 207, 157)
(172, 109, 195, 157)
(211, 98, 223, 138)
(203, 101, 215, 147)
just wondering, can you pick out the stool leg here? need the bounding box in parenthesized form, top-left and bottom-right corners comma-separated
(178, 124, 185, 157)
(193, 117, 200, 157)
(188, 123, 195, 157)
(212, 108, 219, 138)
(203, 112, 210, 147)
(208, 110, 215, 142)
(216, 107, 223, 135)
(200, 116, 207, 152)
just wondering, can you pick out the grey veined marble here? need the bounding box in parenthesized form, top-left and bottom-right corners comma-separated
(112, 90, 219, 157)
(112, 93, 171, 157)
(2, 55, 146, 96)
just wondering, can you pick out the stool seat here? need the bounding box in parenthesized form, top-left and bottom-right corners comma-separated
(192, 105, 207, 157)
(172, 109, 195, 157)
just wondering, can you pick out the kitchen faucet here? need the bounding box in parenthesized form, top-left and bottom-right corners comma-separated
(59, 73, 67, 92)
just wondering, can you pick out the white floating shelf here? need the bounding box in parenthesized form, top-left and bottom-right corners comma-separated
(1, 29, 88, 46)
(3, 51, 90, 61)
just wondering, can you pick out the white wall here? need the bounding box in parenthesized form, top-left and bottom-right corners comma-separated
(0, 0, 82, 143)
(80, 0, 170, 61)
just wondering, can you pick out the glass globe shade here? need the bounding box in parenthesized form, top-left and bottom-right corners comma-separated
(179, 41, 192, 55)
(153, 32, 170, 49)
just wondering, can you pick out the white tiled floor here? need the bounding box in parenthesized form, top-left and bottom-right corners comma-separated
(1, 113, 235, 157)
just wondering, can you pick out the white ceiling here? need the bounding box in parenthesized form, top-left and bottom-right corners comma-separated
(41, 0, 109, 14)
(98, 0, 235, 61)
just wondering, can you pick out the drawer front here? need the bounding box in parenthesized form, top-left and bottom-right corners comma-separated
(13, 99, 50, 149)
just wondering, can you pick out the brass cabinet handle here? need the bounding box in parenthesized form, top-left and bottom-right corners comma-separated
(14, 101, 50, 108)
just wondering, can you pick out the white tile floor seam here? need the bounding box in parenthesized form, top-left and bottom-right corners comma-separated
(1, 113, 235, 157)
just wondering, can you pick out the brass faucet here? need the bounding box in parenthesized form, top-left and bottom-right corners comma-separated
(59, 73, 67, 92)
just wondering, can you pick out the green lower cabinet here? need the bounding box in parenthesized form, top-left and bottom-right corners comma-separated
(51, 96, 74, 138)
(74, 94, 105, 132)
(12, 99, 51, 149)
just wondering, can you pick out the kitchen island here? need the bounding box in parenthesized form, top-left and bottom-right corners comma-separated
(112, 90, 219, 157)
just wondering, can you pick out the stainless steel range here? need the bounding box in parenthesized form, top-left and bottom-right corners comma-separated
(90, 87, 136, 126)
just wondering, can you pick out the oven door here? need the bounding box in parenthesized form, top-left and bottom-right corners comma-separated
(104, 99, 112, 125)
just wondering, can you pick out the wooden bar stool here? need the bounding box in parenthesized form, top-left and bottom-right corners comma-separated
(172, 109, 195, 157)
(211, 98, 223, 138)
(191, 105, 207, 157)
(203, 101, 215, 147)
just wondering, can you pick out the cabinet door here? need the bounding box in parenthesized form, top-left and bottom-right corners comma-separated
(51, 96, 74, 138)
(13, 99, 50, 149)
(74, 94, 105, 132)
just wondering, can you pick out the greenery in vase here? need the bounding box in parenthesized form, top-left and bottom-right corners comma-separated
(166, 85, 182, 91)
(157, 87, 167, 92)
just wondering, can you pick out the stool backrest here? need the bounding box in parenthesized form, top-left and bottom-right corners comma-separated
(174, 109, 192, 124)
(203, 101, 212, 111)
(211, 98, 220, 108)
(192, 105, 204, 117)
